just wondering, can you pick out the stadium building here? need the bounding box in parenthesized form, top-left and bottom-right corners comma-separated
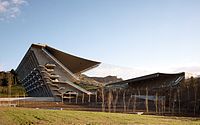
(103, 72, 185, 112)
(16, 43, 185, 112)
(16, 44, 100, 101)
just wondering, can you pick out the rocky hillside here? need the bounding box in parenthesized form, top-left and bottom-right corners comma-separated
(77, 74, 123, 90)
(89, 75, 123, 84)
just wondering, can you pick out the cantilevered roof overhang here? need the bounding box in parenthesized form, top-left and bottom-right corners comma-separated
(106, 72, 185, 87)
(32, 43, 101, 74)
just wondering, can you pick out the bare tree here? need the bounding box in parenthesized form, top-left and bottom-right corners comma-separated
(123, 91, 126, 112)
(113, 90, 118, 112)
(127, 93, 132, 112)
(101, 87, 105, 112)
(155, 92, 158, 113)
(177, 88, 181, 114)
(108, 89, 113, 113)
(194, 84, 198, 116)
(168, 87, 172, 113)
(95, 91, 98, 104)
(82, 93, 85, 104)
(76, 93, 78, 104)
(133, 93, 137, 112)
(172, 93, 176, 115)
(145, 87, 149, 113)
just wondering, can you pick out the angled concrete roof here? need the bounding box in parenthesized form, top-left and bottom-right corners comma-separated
(106, 72, 185, 87)
(16, 43, 99, 98)
(32, 43, 101, 74)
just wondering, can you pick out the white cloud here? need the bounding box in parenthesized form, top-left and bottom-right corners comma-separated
(171, 65, 200, 78)
(0, 0, 27, 20)
(85, 63, 153, 80)
(85, 63, 200, 80)
(12, 0, 26, 5)
(0, 1, 9, 12)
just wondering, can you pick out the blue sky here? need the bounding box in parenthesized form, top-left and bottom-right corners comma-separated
(0, 0, 200, 78)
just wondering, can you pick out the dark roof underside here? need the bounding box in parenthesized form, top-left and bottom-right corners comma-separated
(106, 72, 185, 86)
(44, 46, 100, 74)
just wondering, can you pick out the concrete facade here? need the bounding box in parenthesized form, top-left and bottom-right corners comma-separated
(16, 44, 100, 101)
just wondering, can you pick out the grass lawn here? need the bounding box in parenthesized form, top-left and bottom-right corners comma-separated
(0, 107, 200, 125)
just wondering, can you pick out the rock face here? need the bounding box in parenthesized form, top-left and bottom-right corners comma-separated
(83, 75, 123, 84)
(77, 74, 123, 90)
(78, 74, 102, 86)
